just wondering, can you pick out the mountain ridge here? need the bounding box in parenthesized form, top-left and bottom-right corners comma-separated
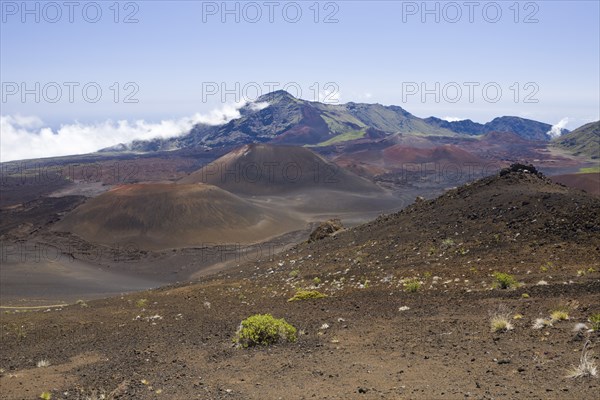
(102, 91, 568, 153)
(553, 120, 599, 159)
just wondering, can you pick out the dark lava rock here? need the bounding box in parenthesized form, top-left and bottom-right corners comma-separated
(308, 219, 344, 243)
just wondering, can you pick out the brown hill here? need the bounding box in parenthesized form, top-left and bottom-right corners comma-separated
(275, 163, 600, 282)
(371, 164, 597, 244)
(382, 144, 483, 168)
(53, 183, 303, 250)
(551, 172, 600, 197)
(179, 144, 383, 195)
(268, 164, 600, 290)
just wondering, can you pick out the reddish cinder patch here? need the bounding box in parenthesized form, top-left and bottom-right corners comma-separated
(551, 173, 600, 197)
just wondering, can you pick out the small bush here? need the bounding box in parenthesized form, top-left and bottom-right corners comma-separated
(521, 293, 530, 298)
(457, 247, 469, 255)
(360, 278, 369, 289)
(36, 359, 50, 368)
(492, 272, 518, 289)
(490, 311, 514, 333)
(75, 299, 88, 308)
(39, 392, 52, 400)
(551, 310, 569, 322)
(288, 290, 327, 302)
(234, 314, 297, 348)
(313, 277, 321, 285)
(135, 299, 148, 308)
(589, 313, 600, 331)
(288, 269, 299, 278)
(403, 278, 422, 293)
(441, 238, 455, 249)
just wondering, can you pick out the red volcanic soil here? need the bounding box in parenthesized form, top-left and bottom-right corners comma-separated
(179, 144, 383, 196)
(460, 131, 580, 167)
(382, 144, 483, 168)
(480, 130, 532, 144)
(551, 172, 600, 197)
(465, 131, 544, 161)
(52, 183, 303, 250)
(333, 156, 388, 178)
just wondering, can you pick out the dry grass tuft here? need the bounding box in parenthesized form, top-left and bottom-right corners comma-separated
(567, 341, 598, 378)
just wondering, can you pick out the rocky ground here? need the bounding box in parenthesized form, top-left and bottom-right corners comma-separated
(1, 165, 599, 399)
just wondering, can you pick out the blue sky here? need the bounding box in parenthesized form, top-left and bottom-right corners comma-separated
(1, 1, 599, 160)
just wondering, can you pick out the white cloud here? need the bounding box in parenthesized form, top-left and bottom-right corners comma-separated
(248, 101, 269, 111)
(0, 101, 256, 162)
(546, 117, 569, 139)
(441, 116, 465, 122)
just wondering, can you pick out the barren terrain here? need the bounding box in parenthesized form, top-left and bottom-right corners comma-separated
(1, 165, 598, 399)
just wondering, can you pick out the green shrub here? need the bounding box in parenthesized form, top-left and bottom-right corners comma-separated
(403, 278, 422, 293)
(457, 247, 469, 255)
(234, 314, 297, 348)
(441, 238, 455, 248)
(288, 290, 327, 302)
(313, 277, 322, 285)
(550, 310, 569, 321)
(589, 313, 600, 331)
(492, 272, 518, 289)
(75, 299, 88, 308)
(135, 299, 148, 308)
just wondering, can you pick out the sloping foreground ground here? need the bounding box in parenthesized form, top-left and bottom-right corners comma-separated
(1, 165, 599, 399)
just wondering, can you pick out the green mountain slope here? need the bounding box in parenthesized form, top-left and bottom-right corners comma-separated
(553, 121, 599, 159)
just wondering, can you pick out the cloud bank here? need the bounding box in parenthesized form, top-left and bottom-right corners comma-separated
(441, 116, 465, 122)
(1, 102, 249, 162)
(546, 117, 569, 139)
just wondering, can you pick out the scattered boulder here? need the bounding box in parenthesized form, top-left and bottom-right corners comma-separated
(308, 219, 344, 243)
(499, 163, 542, 177)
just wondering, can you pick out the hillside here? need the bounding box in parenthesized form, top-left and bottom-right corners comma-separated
(255, 164, 600, 288)
(2, 164, 598, 400)
(52, 183, 303, 250)
(381, 144, 484, 167)
(179, 143, 383, 195)
(553, 120, 600, 159)
(551, 172, 600, 197)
